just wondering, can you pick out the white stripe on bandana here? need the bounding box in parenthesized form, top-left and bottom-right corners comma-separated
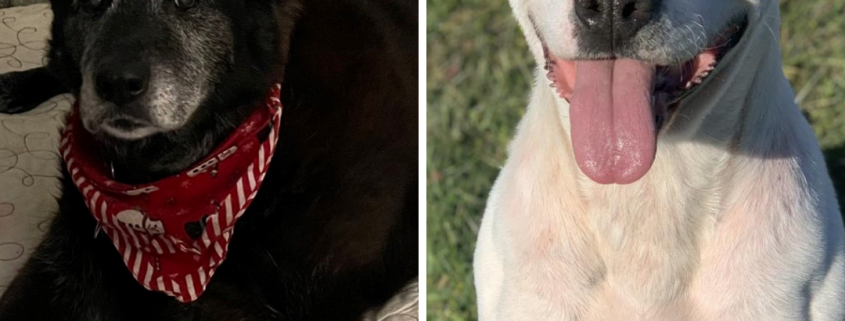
(62, 84, 283, 303)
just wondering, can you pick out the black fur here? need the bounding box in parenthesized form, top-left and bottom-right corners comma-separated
(0, 0, 418, 320)
(0, 67, 65, 113)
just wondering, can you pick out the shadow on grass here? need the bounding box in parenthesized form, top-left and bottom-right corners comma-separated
(824, 144, 845, 222)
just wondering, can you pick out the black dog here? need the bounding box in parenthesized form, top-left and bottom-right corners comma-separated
(0, 0, 417, 320)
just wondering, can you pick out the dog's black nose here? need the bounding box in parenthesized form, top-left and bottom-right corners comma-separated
(95, 65, 149, 105)
(574, 0, 660, 48)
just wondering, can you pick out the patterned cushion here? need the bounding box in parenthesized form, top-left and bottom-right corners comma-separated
(0, 3, 72, 296)
(0, 1, 49, 9)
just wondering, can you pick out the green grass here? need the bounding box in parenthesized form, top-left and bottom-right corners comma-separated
(426, 0, 845, 320)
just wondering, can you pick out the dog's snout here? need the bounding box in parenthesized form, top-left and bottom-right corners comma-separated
(574, 0, 605, 28)
(614, 0, 659, 40)
(574, 0, 660, 48)
(95, 64, 150, 105)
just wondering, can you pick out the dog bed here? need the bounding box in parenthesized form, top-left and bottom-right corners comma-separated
(0, 4, 417, 319)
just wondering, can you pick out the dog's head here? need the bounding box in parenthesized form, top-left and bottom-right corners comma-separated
(46, 0, 300, 181)
(49, 0, 298, 140)
(510, 0, 772, 184)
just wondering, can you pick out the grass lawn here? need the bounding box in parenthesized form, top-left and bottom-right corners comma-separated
(426, 0, 845, 320)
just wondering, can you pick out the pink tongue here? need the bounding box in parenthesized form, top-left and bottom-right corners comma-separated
(569, 59, 657, 185)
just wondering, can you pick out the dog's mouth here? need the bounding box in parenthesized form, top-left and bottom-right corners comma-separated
(99, 116, 162, 140)
(543, 17, 747, 185)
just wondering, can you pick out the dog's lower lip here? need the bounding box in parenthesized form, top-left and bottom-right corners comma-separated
(100, 117, 163, 140)
(107, 118, 149, 131)
(100, 122, 162, 140)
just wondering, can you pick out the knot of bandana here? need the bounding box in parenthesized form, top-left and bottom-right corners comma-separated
(60, 84, 283, 303)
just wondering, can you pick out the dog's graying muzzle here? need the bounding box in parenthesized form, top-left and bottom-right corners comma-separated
(574, 0, 661, 50)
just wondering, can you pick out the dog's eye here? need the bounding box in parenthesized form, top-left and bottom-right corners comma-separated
(175, 0, 198, 9)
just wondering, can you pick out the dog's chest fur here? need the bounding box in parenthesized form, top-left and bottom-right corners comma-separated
(486, 84, 841, 320)
(578, 144, 725, 306)
(498, 109, 726, 310)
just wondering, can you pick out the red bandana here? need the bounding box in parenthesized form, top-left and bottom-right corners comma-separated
(60, 85, 283, 303)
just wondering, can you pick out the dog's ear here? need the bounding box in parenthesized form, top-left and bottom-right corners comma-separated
(0, 67, 67, 114)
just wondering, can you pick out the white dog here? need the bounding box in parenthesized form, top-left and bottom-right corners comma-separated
(473, 0, 845, 320)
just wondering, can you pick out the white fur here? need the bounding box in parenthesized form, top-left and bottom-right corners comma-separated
(474, 1, 845, 320)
